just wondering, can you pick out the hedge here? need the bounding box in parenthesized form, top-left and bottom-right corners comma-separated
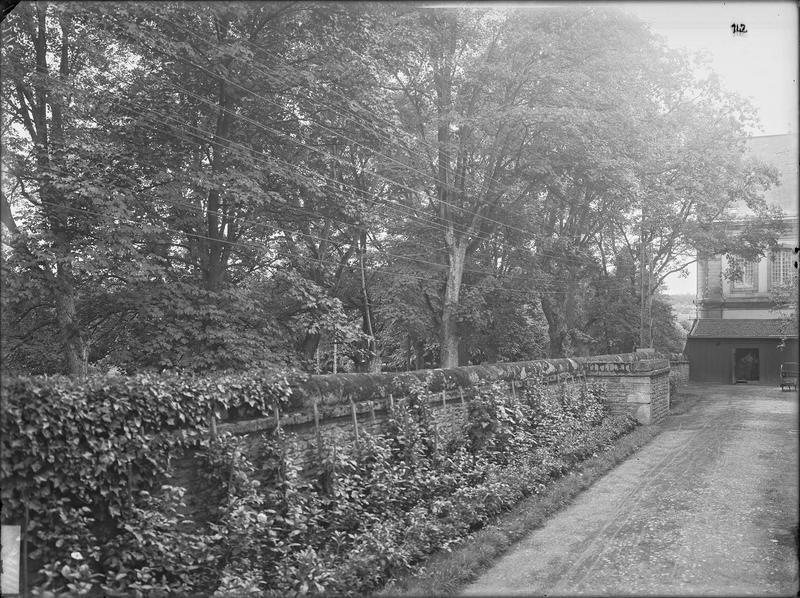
(1, 371, 636, 597)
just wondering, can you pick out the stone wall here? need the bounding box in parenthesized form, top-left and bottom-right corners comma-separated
(173, 352, 676, 518)
(668, 353, 690, 388)
(212, 352, 673, 470)
(585, 355, 671, 425)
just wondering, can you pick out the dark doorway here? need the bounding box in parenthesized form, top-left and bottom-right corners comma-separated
(734, 348, 760, 382)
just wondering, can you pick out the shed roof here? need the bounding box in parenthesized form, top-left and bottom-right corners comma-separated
(689, 318, 798, 339)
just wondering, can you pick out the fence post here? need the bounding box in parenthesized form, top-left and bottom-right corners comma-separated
(389, 393, 394, 411)
(350, 398, 360, 446)
(273, 404, 281, 433)
(511, 379, 517, 401)
(332, 439, 337, 493)
(313, 396, 322, 461)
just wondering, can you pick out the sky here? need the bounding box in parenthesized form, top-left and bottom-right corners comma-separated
(606, 1, 798, 295)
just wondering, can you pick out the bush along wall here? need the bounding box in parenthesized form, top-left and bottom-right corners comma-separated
(0, 371, 297, 597)
(1, 372, 637, 597)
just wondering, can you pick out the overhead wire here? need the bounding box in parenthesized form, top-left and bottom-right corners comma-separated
(72, 62, 607, 285)
(92, 91, 623, 292)
(99, 23, 602, 271)
(128, 9, 604, 264)
(36, 198, 607, 299)
(190, 10, 620, 265)
(72, 90, 530, 283)
(8, 64, 632, 294)
(8, 10, 640, 295)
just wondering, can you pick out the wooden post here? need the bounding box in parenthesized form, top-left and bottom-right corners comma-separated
(369, 400, 377, 425)
(228, 448, 239, 490)
(511, 379, 517, 401)
(331, 439, 337, 491)
(389, 393, 394, 410)
(313, 396, 322, 459)
(459, 387, 466, 410)
(441, 389, 447, 407)
(273, 404, 281, 432)
(350, 399, 360, 445)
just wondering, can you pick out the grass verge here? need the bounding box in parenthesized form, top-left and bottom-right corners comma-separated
(378, 392, 699, 597)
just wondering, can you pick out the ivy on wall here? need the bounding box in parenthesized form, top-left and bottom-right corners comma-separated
(0, 371, 296, 596)
(1, 372, 636, 597)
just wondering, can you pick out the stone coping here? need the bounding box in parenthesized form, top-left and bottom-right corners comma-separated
(290, 352, 668, 407)
(218, 352, 673, 435)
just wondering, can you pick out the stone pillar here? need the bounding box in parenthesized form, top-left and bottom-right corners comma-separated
(668, 353, 690, 388)
(585, 357, 671, 425)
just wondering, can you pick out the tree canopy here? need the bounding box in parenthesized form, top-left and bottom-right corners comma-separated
(1, 2, 783, 376)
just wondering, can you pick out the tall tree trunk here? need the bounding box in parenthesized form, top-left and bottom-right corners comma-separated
(440, 239, 467, 368)
(30, 3, 87, 376)
(540, 294, 568, 358)
(301, 332, 321, 362)
(414, 339, 425, 370)
(54, 264, 87, 377)
(357, 230, 381, 372)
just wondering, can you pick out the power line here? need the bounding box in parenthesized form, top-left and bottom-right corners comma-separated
(34, 198, 617, 298)
(6, 70, 628, 293)
(109, 105, 621, 292)
(124, 10, 593, 253)
(66, 60, 603, 275)
(161, 11, 464, 185)
(3, 19, 636, 293)
(90, 26, 602, 270)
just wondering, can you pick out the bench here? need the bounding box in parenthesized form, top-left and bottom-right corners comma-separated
(780, 362, 798, 391)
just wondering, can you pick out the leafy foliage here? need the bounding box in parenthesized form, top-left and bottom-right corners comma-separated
(4, 3, 779, 373)
(2, 372, 635, 596)
(0, 370, 297, 596)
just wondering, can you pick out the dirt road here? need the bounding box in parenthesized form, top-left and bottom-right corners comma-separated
(462, 383, 799, 596)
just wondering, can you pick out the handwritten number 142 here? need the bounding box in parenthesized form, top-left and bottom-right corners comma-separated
(731, 23, 747, 34)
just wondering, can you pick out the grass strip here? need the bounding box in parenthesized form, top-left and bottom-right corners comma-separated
(379, 391, 699, 597)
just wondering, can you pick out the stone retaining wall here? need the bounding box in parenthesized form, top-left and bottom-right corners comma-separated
(669, 353, 690, 388)
(173, 352, 683, 517)
(586, 356, 671, 424)
(214, 352, 675, 469)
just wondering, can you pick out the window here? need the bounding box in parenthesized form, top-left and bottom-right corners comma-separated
(771, 249, 794, 287)
(730, 258, 756, 290)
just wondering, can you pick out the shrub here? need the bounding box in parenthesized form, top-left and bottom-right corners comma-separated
(0, 371, 296, 596)
(2, 372, 636, 597)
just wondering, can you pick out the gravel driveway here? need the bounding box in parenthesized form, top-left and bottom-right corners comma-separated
(462, 383, 799, 596)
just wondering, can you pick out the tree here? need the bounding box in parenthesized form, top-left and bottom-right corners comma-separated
(2, 2, 375, 374)
(3, 3, 782, 376)
(1, 2, 163, 375)
(373, 7, 621, 366)
(575, 49, 781, 348)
